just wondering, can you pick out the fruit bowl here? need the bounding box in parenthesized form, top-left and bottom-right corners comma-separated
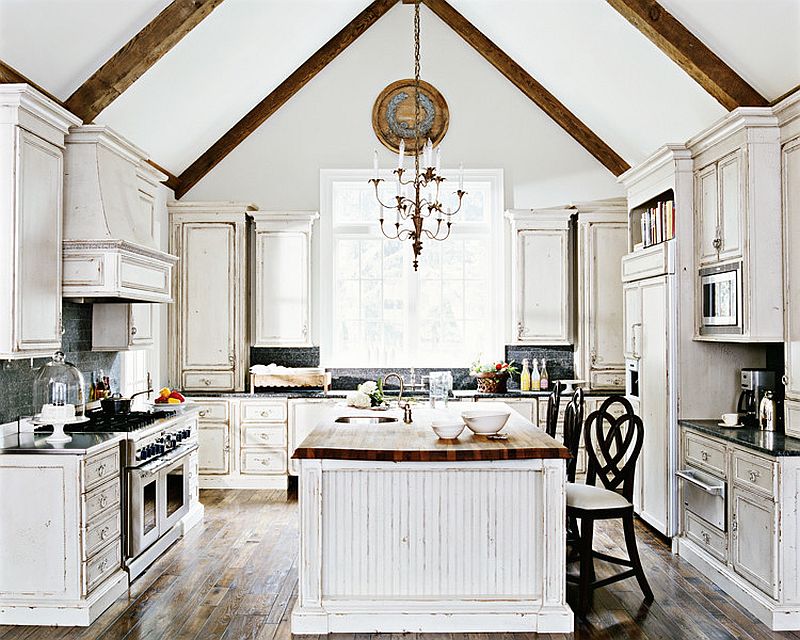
(461, 410, 511, 435)
(150, 387, 189, 411)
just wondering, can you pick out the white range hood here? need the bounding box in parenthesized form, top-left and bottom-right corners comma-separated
(62, 125, 177, 302)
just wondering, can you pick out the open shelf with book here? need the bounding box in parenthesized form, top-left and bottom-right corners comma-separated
(629, 189, 675, 252)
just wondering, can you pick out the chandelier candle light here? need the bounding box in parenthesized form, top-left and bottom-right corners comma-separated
(369, 0, 466, 271)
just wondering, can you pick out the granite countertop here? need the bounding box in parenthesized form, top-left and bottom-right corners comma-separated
(679, 419, 800, 457)
(293, 402, 569, 463)
(0, 431, 124, 455)
(188, 388, 615, 400)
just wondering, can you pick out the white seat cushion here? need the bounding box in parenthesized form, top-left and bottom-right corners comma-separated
(567, 483, 632, 511)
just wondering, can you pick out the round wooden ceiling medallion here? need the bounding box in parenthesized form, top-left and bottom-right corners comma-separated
(372, 79, 449, 154)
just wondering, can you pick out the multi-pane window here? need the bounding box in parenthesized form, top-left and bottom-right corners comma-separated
(321, 170, 503, 366)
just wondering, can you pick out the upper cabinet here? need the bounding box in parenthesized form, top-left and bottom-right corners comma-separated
(168, 202, 255, 392)
(92, 303, 153, 351)
(0, 85, 80, 359)
(687, 108, 783, 342)
(574, 199, 628, 390)
(505, 209, 573, 345)
(251, 212, 318, 347)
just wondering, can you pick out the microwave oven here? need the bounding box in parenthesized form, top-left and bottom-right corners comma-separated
(699, 262, 742, 336)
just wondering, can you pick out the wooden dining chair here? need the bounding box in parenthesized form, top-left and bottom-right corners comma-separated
(563, 388, 585, 548)
(566, 401, 654, 616)
(544, 381, 565, 438)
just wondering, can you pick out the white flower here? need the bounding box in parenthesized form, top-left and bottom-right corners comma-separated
(347, 391, 372, 409)
(358, 380, 378, 394)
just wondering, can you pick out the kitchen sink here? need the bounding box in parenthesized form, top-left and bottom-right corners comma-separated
(335, 416, 398, 424)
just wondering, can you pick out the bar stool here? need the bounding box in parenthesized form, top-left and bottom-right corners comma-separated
(563, 388, 584, 548)
(566, 398, 654, 616)
(544, 381, 565, 438)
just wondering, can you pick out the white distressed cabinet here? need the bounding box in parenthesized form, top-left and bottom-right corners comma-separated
(0, 85, 80, 358)
(251, 211, 318, 347)
(91, 303, 153, 350)
(505, 208, 573, 344)
(776, 92, 800, 437)
(688, 108, 783, 342)
(168, 203, 254, 392)
(574, 200, 627, 390)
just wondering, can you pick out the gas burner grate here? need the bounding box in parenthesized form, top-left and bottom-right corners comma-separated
(68, 410, 179, 433)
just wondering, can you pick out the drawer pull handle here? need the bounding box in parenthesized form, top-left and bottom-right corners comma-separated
(748, 469, 761, 483)
(259, 432, 269, 439)
(260, 410, 272, 417)
(675, 469, 724, 495)
(99, 558, 109, 573)
(700, 450, 709, 462)
(701, 532, 710, 545)
(97, 463, 107, 477)
(100, 526, 111, 540)
(260, 459, 270, 466)
(199, 410, 208, 418)
(202, 378, 211, 386)
(99, 495, 109, 509)
(130, 326, 138, 336)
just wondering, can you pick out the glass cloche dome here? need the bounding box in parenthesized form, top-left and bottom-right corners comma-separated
(33, 351, 86, 442)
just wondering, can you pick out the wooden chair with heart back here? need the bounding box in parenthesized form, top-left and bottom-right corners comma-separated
(563, 387, 585, 548)
(565, 395, 654, 616)
(544, 380, 565, 438)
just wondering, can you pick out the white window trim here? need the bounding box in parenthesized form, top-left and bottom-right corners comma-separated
(319, 168, 505, 367)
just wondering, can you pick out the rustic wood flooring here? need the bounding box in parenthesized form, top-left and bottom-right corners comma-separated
(3, 488, 800, 640)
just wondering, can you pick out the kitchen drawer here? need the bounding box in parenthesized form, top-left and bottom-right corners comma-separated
(732, 449, 777, 498)
(83, 510, 121, 560)
(240, 401, 287, 423)
(242, 424, 287, 448)
(241, 449, 287, 475)
(589, 370, 625, 390)
(684, 432, 726, 478)
(83, 449, 120, 492)
(685, 510, 727, 563)
(194, 399, 229, 422)
(83, 539, 120, 595)
(83, 477, 120, 523)
(183, 371, 234, 391)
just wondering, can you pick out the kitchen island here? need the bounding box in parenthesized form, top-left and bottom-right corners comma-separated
(291, 402, 572, 634)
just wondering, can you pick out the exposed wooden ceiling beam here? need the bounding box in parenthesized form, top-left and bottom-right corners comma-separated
(65, 0, 225, 122)
(422, 0, 630, 176)
(175, 0, 399, 198)
(606, 0, 767, 110)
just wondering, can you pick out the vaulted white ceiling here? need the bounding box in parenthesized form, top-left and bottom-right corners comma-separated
(1, 0, 797, 177)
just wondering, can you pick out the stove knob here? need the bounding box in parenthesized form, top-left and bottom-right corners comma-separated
(156, 444, 165, 455)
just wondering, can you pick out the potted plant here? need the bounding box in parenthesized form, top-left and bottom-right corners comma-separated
(470, 359, 519, 394)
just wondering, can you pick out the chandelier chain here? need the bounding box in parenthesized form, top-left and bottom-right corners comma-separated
(414, 0, 421, 174)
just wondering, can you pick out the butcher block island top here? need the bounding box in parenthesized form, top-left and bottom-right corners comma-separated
(292, 401, 569, 462)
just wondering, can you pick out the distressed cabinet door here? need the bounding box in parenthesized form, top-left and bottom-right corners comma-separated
(516, 229, 571, 344)
(783, 138, 800, 402)
(181, 223, 237, 388)
(129, 304, 153, 347)
(731, 486, 778, 598)
(695, 162, 719, 266)
(585, 221, 627, 372)
(15, 128, 63, 352)
(717, 150, 744, 262)
(197, 422, 230, 475)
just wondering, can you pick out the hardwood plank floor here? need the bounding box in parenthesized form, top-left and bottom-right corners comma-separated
(3, 488, 798, 640)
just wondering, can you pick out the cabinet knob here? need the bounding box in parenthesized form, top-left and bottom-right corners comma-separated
(202, 378, 211, 386)
(100, 526, 111, 540)
(199, 409, 208, 418)
(701, 532, 710, 545)
(260, 410, 272, 417)
(517, 321, 524, 338)
(130, 326, 138, 336)
(259, 432, 268, 439)
(590, 350, 597, 366)
(700, 450, 709, 462)
(712, 237, 722, 250)
(260, 459, 270, 466)
(98, 463, 107, 477)
(99, 495, 109, 509)
(229, 355, 235, 363)
(748, 469, 760, 483)
(99, 558, 109, 572)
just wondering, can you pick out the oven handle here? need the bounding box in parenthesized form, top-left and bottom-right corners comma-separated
(131, 443, 198, 477)
(676, 469, 724, 496)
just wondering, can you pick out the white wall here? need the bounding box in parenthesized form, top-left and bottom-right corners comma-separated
(183, 3, 623, 211)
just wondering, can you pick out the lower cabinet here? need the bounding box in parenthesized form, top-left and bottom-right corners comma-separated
(0, 442, 128, 626)
(192, 397, 289, 489)
(677, 426, 795, 630)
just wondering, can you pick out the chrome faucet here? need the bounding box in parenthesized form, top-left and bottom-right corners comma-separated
(383, 372, 404, 404)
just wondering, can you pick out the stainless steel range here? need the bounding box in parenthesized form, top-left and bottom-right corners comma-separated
(73, 409, 199, 579)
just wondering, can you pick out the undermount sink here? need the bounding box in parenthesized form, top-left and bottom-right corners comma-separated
(335, 416, 398, 425)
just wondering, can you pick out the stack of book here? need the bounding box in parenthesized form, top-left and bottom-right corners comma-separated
(640, 200, 675, 247)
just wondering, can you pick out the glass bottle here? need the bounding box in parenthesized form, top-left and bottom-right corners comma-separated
(531, 358, 540, 391)
(520, 359, 531, 392)
(540, 358, 549, 391)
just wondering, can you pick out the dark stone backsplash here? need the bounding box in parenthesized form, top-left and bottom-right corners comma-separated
(248, 345, 575, 392)
(0, 301, 120, 424)
(505, 345, 575, 390)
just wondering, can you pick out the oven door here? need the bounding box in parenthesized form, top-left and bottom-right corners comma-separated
(700, 262, 742, 335)
(160, 447, 195, 535)
(128, 463, 161, 558)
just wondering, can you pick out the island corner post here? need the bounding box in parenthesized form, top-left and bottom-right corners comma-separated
(290, 404, 573, 634)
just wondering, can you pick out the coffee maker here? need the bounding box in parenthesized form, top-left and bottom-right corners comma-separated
(738, 368, 776, 427)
